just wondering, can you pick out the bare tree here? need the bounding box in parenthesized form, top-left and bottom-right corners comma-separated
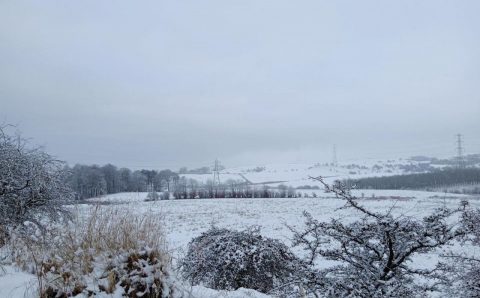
(441, 205, 480, 297)
(101, 163, 120, 194)
(289, 176, 465, 297)
(0, 125, 73, 235)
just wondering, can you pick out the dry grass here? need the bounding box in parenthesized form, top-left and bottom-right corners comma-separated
(57, 206, 167, 274)
(3, 205, 172, 297)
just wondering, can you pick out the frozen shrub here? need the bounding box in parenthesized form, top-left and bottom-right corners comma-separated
(180, 227, 302, 294)
(0, 126, 73, 234)
(443, 206, 480, 297)
(289, 177, 465, 297)
(41, 247, 179, 298)
(0, 225, 7, 247)
(145, 191, 160, 201)
(4, 206, 181, 297)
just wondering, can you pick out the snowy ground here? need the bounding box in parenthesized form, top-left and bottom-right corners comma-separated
(0, 266, 37, 298)
(0, 264, 268, 298)
(85, 190, 476, 258)
(93, 191, 473, 260)
(181, 159, 451, 188)
(2, 190, 478, 297)
(121, 190, 480, 257)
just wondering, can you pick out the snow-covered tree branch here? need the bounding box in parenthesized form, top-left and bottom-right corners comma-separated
(289, 176, 466, 297)
(0, 125, 73, 236)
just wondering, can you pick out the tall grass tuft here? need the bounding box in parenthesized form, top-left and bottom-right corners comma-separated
(3, 205, 179, 297)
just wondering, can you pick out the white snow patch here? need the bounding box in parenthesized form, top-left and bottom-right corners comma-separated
(0, 266, 37, 298)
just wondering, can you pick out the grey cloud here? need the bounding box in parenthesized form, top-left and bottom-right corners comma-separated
(1, 0, 479, 169)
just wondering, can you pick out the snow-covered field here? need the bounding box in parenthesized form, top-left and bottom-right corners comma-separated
(86, 190, 478, 276)
(181, 159, 451, 188)
(86, 191, 475, 261)
(2, 190, 478, 297)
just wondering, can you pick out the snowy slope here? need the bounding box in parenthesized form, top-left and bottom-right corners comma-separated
(180, 158, 454, 188)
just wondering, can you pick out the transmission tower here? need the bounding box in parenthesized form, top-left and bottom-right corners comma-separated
(332, 144, 338, 168)
(456, 134, 465, 168)
(212, 159, 222, 198)
(212, 158, 221, 186)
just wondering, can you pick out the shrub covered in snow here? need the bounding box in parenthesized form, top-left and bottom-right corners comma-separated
(442, 205, 480, 297)
(0, 126, 73, 234)
(41, 247, 178, 297)
(0, 225, 7, 247)
(180, 227, 302, 294)
(289, 177, 466, 297)
(145, 191, 160, 201)
(2, 206, 182, 297)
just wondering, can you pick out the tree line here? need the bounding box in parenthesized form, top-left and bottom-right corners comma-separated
(347, 167, 480, 192)
(66, 164, 179, 199)
(67, 164, 314, 200)
(170, 179, 303, 199)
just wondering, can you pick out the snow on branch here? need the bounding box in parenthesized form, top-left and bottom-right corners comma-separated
(289, 176, 467, 297)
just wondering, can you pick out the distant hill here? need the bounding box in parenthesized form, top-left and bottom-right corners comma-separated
(179, 154, 480, 189)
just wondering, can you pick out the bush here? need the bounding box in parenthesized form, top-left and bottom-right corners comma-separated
(41, 247, 177, 298)
(443, 207, 480, 297)
(145, 191, 160, 201)
(289, 177, 465, 297)
(0, 126, 73, 233)
(0, 225, 7, 247)
(3, 206, 181, 297)
(180, 227, 302, 294)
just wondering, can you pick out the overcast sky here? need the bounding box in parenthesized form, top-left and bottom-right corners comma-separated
(1, 1, 479, 169)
